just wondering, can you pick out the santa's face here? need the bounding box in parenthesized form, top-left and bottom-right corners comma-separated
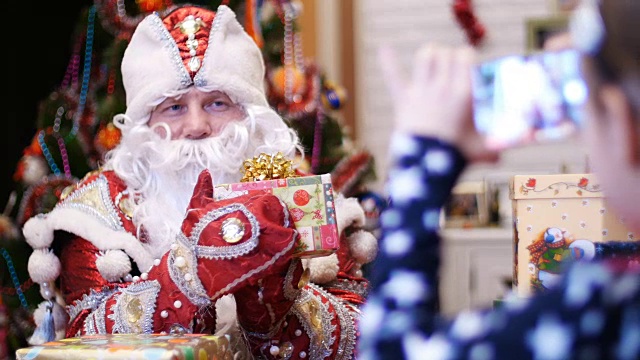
(148, 88, 246, 140)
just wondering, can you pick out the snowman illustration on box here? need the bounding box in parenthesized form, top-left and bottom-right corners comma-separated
(527, 227, 596, 292)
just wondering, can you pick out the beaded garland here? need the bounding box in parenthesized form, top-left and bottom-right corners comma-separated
(94, 0, 175, 38)
(35, 6, 97, 178)
(311, 86, 325, 174)
(1, 248, 29, 309)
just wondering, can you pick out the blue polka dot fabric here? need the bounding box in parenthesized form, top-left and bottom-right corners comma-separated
(357, 134, 640, 360)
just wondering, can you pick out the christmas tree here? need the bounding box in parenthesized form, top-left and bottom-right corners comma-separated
(1, 0, 380, 354)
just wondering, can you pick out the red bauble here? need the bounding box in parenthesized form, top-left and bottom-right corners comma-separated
(289, 207, 305, 222)
(293, 189, 310, 206)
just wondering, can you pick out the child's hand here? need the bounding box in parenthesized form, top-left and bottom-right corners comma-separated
(378, 43, 498, 163)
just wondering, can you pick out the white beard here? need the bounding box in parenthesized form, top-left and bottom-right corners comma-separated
(103, 105, 302, 260)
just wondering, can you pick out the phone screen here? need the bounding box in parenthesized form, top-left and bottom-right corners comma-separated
(472, 49, 588, 150)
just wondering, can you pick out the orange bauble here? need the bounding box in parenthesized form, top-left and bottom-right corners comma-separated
(270, 66, 306, 98)
(26, 134, 43, 156)
(94, 123, 122, 155)
(136, 0, 167, 12)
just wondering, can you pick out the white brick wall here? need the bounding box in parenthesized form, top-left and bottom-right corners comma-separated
(354, 0, 588, 192)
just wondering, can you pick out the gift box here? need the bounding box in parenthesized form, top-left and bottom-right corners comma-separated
(15, 333, 233, 360)
(214, 173, 339, 258)
(511, 173, 637, 297)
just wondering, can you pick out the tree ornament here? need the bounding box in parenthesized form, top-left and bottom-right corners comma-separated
(17, 175, 78, 226)
(321, 82, 348, 111)
(452, 0, 486, 46)
(270, 66, 306, 98)
(0, 215, 19, 240)
(17, 156, 48, 187)
(25, 134, 44, 157)
(356, 191, 388, 233)
(136, 0, 166, 13)
(330, 151, 374, 197)
(94, 122, 122, 157)
(267, 62, 320, 120)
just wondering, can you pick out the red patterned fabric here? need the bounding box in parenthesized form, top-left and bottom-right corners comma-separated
(162, 7, 216, 78)
(59, 238, 112, 304)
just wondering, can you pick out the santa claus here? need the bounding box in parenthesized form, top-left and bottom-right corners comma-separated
(22, 4, 377, 359)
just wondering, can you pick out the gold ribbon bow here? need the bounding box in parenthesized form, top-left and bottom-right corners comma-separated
(241, 152, 297, 182)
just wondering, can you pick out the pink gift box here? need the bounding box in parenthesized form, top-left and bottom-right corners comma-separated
(214, 174, 339, 258)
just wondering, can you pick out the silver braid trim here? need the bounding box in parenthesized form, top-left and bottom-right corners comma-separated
(291, 288, 336, 359)
(309, 283, 359, 360)
(190, 203, 260, 260)
(67, 287, 118, 325)
(168, 233, 211, 307)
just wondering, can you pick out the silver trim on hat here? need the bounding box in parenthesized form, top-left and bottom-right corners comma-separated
(147, 13, 193, 88)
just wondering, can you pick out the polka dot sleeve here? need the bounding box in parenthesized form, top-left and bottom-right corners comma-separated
(358, 133, 467, 357)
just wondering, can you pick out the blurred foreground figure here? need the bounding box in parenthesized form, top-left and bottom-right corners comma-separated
(359, 0, 640, 359)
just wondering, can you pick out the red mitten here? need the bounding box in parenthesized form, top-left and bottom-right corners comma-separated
(168, 170, 299, 306)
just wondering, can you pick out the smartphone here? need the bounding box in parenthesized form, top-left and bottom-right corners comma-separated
(472, 49, 588, 150)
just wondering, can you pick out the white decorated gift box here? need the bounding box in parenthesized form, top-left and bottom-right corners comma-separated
(510, 173, 636, 297)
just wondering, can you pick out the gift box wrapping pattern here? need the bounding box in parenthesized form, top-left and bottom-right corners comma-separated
(15, 334, 233, 360)
(511, 173, 636, 297)
(214, 174, 339, 258)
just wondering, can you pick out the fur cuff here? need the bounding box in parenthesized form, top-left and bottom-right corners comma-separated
(303, 254, 339, 284)
(346, 230, 378, 265)
(96, 250, 132, 282)
(334, 194, 365, 235)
